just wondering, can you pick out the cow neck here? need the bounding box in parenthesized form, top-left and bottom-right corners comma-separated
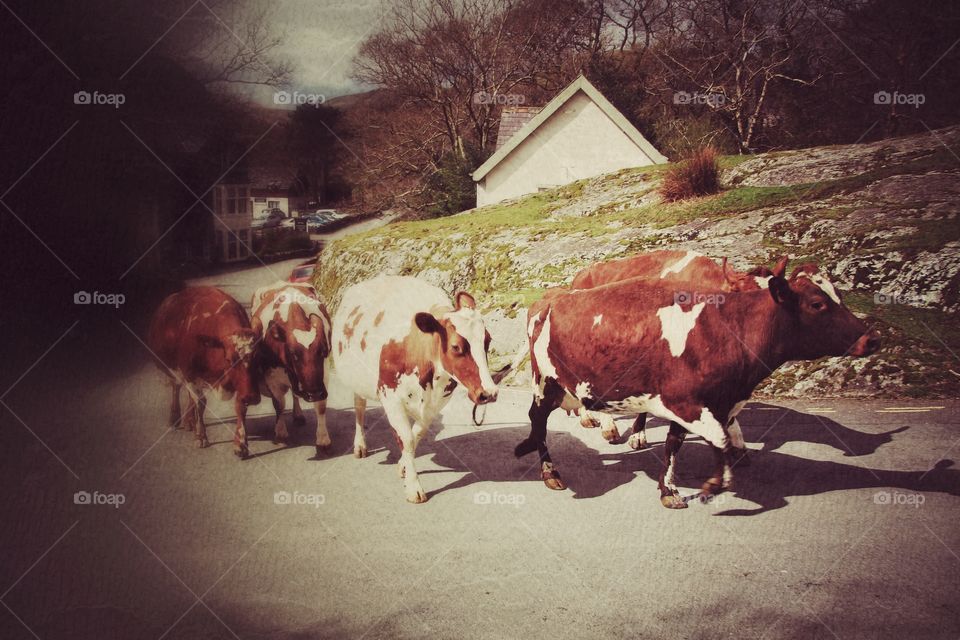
(396, 323, 442, 388)
(731, 292, 794, 385)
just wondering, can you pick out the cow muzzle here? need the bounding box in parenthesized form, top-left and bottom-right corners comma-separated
(475, 387, 499, 405)
(301, 388, 328, 403)
(849, 330, 881, 357)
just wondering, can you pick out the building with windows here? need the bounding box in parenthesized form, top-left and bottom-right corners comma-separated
(250, 187, 290, 222)
(211, 182, 253, 263)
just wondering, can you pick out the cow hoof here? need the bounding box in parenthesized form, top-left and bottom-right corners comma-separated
(353, 445, 367, 459)
(292, 414, 306, 426)
(514, 438, 538, 458)
(405, 487, 427, 504)
(234, 445, 249, 460)
(314, 444, 331, 457)
(195, 437, 209, 449)
(273, 434, 290, 446)
(627, 433, 648, 450)
(579, 415, 599, 429)
(601, 427, 620, 443)
(661, 493, 688, 509)
(541, 463, 566, 491)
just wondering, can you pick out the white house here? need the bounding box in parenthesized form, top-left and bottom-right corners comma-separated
(472, 75, 667, 207)
(211, 182, 253, 263)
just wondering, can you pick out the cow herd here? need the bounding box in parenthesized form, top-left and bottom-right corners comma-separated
(147, 250, 880, 507)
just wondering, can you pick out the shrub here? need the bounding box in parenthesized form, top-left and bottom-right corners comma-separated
(659, 147, 721, 202)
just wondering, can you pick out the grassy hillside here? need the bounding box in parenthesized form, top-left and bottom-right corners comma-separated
(316, 127, 960, 398)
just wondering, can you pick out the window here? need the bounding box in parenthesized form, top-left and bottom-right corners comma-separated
(268, 200, 279, 209)
(254, 197, 266, 203)
(227, 232, 237, 260)
(224, 186, 248, 215)
(238, 229, 249, 257)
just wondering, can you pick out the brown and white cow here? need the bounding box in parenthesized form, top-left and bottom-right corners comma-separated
(331, 275, 498, 503)
(147, 287, 261, 457)
(516, 260, 880, 508)
(565, 250, 788, 450)
(251, 282, 332, 456)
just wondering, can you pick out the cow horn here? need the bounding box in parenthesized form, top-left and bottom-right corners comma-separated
(772, 255, 789, 278)
(721, 257, 736, 285)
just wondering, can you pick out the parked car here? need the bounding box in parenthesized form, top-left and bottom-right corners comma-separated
(289, 258, 317, 283)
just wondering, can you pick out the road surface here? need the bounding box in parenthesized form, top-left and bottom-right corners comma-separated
(1, 259, 958, 640)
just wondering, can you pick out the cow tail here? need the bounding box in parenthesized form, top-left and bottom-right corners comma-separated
(492, 341, 530, 385)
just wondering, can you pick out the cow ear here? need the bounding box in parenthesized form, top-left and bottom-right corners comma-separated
(197, 335, 224, 350)
(414, 312, 443, 335)
(250, 316, 263, 337)
(772, 255, 789, 278)
(454, 291, 476, 310)
(768, 276, 797, 307)
(268, 321, 285, 342)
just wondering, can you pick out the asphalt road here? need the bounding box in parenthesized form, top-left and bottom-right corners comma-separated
(1, 259, 959, 640)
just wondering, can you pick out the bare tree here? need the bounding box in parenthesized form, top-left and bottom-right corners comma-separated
(658, 0, 820, 152)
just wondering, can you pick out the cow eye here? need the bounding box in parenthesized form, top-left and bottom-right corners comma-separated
(452, 344, 462, 355)
(811, 300, 827, 311)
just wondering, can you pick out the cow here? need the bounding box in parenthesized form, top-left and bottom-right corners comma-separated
(564, 250, 788, 450)
(330, 275, 499, 503)
(251, 282, 332, 456)
(515, 260, 880, 508)
(147, 287, 261, 457)
(569, 249, 785, 293)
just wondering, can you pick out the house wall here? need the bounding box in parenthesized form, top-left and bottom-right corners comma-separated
(251, 195, 289, 220)
(211, 184, 253, 263)
(476, 91, 660, 207)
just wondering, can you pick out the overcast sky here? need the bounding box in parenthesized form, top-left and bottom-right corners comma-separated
(267, 0, 384, 101)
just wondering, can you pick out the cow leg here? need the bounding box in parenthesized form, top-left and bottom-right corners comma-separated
(314, 399, 331, 454)
(292, 395, 306, 426)
(169, 383, 182, 428)
(700, 445, 734, 500)
(627, 413, 649, 450)
(382, 401, 425, 503)
(272, 394, 289, 446)
(182, 390, 197, 433)
(658, 424, 687, 509)
(515, 381, 564, 490)
(728, 419, 750, 467)
(233, 398, 250, 459)
(194, 393, 209, 448)
(353, 394, 368, 458)
(596, 413, 620, 443)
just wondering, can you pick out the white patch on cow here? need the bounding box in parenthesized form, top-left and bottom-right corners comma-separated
(656, 302, 706, 357)
(215, 300, 230, 314)
(728, 420, 746, 449)
(602, 394, 728, 449)
(527, 311, 542, 338)
(660, 250, 700, 278)
(229, 333, 255, 358)
(797, 271, 841, 304)
(292, 327, 317, 349)
(532, 310, 559, 380)
(592, 314, 602, 328)
(664, 453, 678, 487)
(755, 276, 770, 290)
(575, 381, 592, 399)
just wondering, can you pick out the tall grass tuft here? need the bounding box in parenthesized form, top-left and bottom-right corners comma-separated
(659, 147, 721, 201)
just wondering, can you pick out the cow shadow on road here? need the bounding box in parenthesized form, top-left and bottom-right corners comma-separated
(363, 404, 954, 515)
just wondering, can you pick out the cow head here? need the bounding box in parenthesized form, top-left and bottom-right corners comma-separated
(723, 255, 788, 291)
(197, 328, 261, 406)
(767, 262, 880, 359)
(413, 291, 499, 405)
(255, 302, 329, 402)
